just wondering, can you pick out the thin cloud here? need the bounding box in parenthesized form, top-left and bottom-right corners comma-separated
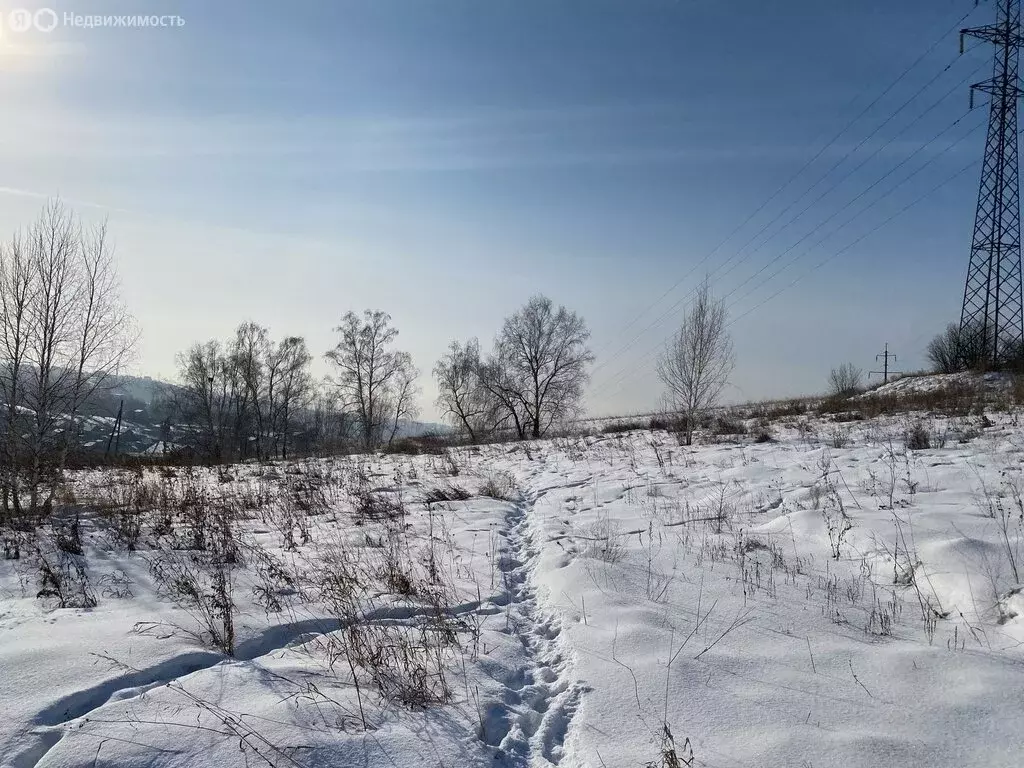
(0, 186, 133, 214)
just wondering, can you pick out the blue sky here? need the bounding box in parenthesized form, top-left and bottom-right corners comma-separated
(0, 0, 996, 417)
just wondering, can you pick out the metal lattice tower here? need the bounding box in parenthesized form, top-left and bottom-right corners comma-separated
(960, 0, 1024, 368)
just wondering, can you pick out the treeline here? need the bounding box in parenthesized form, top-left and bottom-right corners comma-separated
(174, 324, 318, 462)
(0, 201, 738, 527)
(0, 202, 135, 524)
(167, 297, 595, 461)
(169, 310, 421, 461)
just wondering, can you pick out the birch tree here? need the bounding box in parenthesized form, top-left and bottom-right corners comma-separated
(232, 321, 270, 458)
(325, 310, 418, 450)
(657, 280, 734, 446)
(0, 201, 135, 523)
(269, 336, 313, 459)
(385, 351, 420, 446)
(433, 338, 490, 442)
(176, 340, 236, 462)
(177, 328, 313, 461)
(828, 363, 863, 398)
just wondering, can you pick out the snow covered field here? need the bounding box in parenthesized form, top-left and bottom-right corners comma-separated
(3, 408, 1024, 767)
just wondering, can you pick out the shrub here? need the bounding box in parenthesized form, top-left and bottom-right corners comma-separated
(830, 410, 865, 423)
(315, 534, 459, 716)
(582, 517, 625, 563)
(834, 382, 977, 418)
(384, 435, 449, 456)
(828, 363, 864, 397)
(149, 513, 238, 656)
(54, 512, 84, 556)
(384, 438, 422, 455)
(925, 322, 991, 373)
(602, 420, 646, 434)
(423, 484, 471, 504)
(355, 490, 404, 522)
(479, 473, 516, 500)
(35, 539, 97, 609)
(749, 417, 773, 443)
(760, 399, 807, 419)
(3, 535, 20, 560)
(829, 427, 851, 449)
(714, 416, 746, 436)
(650, 415, 688, 433)
(905, 422, 931, 451)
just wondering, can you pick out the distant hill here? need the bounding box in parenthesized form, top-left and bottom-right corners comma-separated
(72, 375, 179, 455)
(72, 374, 448, 456)
(107, 375, 180, 406)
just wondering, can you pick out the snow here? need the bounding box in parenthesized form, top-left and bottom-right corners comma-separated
(140, 441, 177, 455)
(2, 410, 1024, 767)
(862, 371, 1015, 399)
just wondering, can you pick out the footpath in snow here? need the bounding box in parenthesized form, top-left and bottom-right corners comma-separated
(3, 413, 1024, 766)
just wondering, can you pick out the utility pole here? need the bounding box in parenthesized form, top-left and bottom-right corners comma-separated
(959, 0, 1024, 368)
(105, 399, 124, 458)
(870, 343, 903, 383)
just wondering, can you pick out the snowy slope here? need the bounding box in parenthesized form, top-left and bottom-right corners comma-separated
(2, 410, 1024, 767)
(861, 371, 1015, 399)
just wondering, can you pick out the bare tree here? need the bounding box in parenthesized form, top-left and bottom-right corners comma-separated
(0, 201, 135, 522)
(828, 363, 864, 398)
(268, 336, 313, 459)
(66, 220, 135, 451)
(0, 233, 34, 521)
(325, 310, 418, 450)
(925, 322, 993, 374)
(232, 321, 270, 459)
(433, 338, 490, 442)
(483, 296, 594, 439)
(657, 279, 734, 446)
(304, 384, 352, 455)
(176, 326, 314, 461)
(478, 354, 531, 439)
(176, 340, 235, 461)
(386, 352, 420, 446)
(927, 324, 965, 374)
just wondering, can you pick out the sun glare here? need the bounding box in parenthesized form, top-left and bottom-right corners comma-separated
(0, 4, 71, 72)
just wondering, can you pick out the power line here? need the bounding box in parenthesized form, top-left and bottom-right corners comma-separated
(727, 122, 1024, 332)
(723, 118, 1024, 369)
(586, 5, 979, 366)
(590, 107, 985, 402)
(594, 160, 976, 406)
(710, 63, 986, 297)
(593, 125, 985, 406)
(707, 56, 984, 291)
(589, 44, 983, 383)
(727, 156, 980, 328)
(721, 111, 985, 315)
